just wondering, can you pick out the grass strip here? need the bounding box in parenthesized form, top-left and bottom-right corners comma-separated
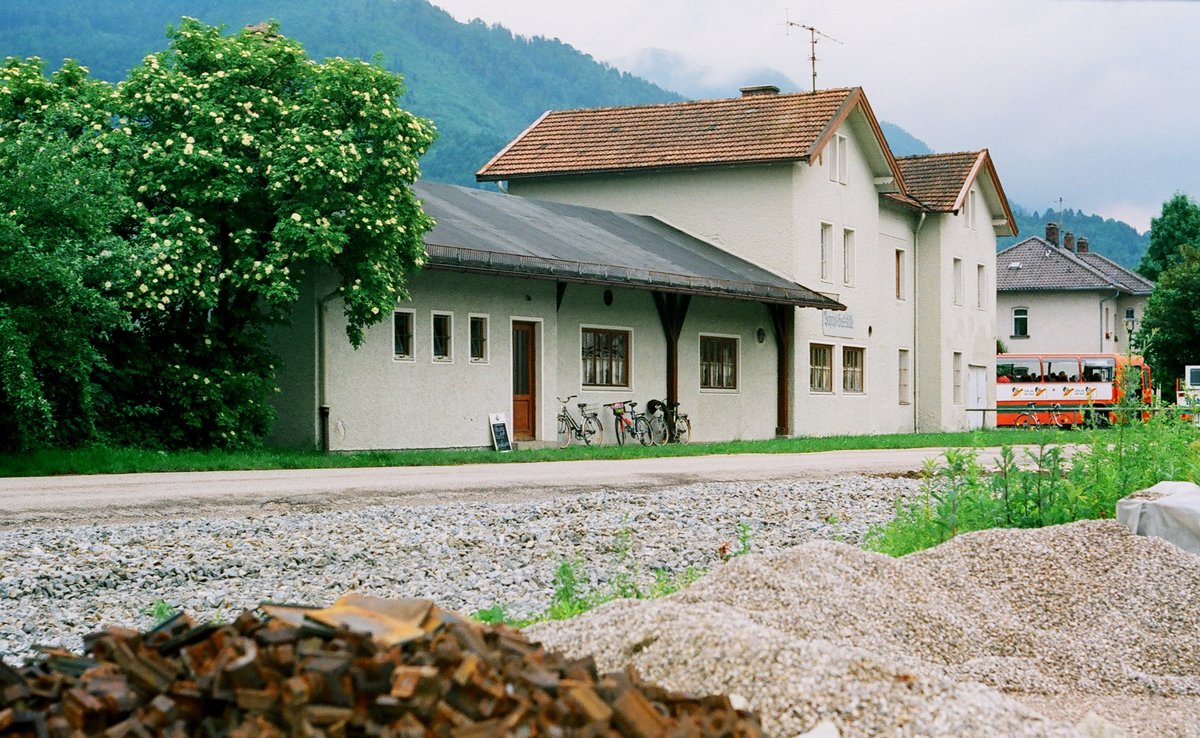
(1, 428, 1068, 477)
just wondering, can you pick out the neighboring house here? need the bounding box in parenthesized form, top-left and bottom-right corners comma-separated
(268, 181, 840, 450)
(996, 223, 1154, 355)
(478, 85, 1016, 434)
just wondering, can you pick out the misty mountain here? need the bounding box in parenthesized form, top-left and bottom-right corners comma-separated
(0, 0, 1146, 266)
(0, 0, 681, 187)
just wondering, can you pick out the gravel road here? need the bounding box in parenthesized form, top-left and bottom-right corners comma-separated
(0, 447, 1004, 529)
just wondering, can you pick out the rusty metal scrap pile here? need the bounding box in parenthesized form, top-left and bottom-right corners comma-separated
(0, 594, 761, 738)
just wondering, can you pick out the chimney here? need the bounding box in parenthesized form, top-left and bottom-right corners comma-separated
(1064, 231, 1075, 252)
(1045, 222, 1059, 246)
(1077, 236, 1089, 254)
(740, 84, 780, 97)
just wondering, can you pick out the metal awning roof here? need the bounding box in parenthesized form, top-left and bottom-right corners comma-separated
(414, 181, 842, 310)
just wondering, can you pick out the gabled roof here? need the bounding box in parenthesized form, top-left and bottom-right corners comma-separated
(476, 87, 905, 190)
(996, 236, 1153, 294)
(414, 181, 843, 310)
(894, 150, 1017, 235)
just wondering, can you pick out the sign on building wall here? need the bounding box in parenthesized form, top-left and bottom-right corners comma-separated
(822, 310, 855, 339)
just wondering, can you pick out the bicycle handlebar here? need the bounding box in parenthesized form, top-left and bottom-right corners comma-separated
(557, 395, 578, 404)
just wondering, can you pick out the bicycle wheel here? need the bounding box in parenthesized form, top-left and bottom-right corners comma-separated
(1014, 412, 1039, 429)
(633, 415, 653, 446)
(675, 416, 691, 444)
(648, 415, 668, 446)
(557, 414, 572, 448)
(582, 415, 603, 446)
(614, 415, 626, 446)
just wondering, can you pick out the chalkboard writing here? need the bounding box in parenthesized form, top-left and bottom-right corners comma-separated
(489, 413, 512, 452)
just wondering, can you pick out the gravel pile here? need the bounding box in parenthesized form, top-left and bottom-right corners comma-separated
(0, 475, 914, 663)
(530, 520, 1200, 738)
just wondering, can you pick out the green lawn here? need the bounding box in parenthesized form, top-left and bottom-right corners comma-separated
(0, 428, 1067, 477)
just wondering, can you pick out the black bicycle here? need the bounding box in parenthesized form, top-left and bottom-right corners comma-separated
(646, 399, 691, 444)
(556, 395, 603, 448)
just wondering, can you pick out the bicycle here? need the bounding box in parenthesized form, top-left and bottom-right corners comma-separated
(662, 400, 691, 444)
(645, 399, 669, 446)
(556, 395, 603, 448)
(606, 400, 653, 446)
(1014, 403, 1068, 430)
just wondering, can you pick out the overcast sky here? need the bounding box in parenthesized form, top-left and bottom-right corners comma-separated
(430, 0, 1198, 233)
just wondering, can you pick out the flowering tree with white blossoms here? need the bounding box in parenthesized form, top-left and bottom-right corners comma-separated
(0, 19, 435, 450)
(106, 18, 436, 447)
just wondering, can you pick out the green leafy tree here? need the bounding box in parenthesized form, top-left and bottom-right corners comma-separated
(0, 58, 137, 450)
(1137, 245, 1200, 400)
(1138, 192, 1200, 281)
(103, 18, 435, 447)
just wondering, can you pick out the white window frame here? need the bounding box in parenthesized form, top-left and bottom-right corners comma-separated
(698, 333, 740, 392)
(392, 309, 415, 362)
(431, 310, 453, 364)
(842, 228, 855, 286)
(828, 133, 848, 184)
(898, 348, 911, 405)
(810, 342, 833, 393)
(953, 351, 964, 404)
(1012, 307, 1029, 338)
(895, 248, 906, 301)
(580, 324, 633, 390)
(952, 257, 963, 306)
(976, 263, 986, 310)
(842, 345, 865, 394)
(820, 222, 833, 283)
(468, 313, 489, 364)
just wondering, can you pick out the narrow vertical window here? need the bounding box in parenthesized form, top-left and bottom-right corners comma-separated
(976, 263, 986, 309)
(965, 188, 977, 229)
(1012, 307, 1029, 337)
(393, 310, 414, 360)
(895, 248, 905, 300)
(700, 336, 738, 390)
(953, 258, 963, 306)
(953, 351, 963, 404)
(843, 347, 864, 393)
(820, 223, 833, 282)
(469, 315, 488, 363)
(432, 312, 452, 362)
(810, 344, 832, 392)
(842, 228, 855, 286)
(898, 349, 911, 404)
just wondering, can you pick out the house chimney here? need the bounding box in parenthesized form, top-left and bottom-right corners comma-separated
(1064, 231, 1075, 252)
(1077, 236, 1089, 254)
(740, 84, 780, 97)
(1045, 222, 1059, 246)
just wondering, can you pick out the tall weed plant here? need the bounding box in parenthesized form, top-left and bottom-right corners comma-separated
(866, 405, 1200, 556)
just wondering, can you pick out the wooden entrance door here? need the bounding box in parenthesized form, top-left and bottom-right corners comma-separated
(512, 322, 537, 439)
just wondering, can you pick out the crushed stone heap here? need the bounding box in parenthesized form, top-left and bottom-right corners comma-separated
(529, 519, 1200, 738)
(0, 593, 763, 738)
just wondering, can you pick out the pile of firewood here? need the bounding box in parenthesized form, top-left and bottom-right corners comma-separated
(0, 594, 761, 738)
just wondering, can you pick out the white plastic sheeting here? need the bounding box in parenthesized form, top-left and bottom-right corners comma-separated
(1116, 481, 1200, 555)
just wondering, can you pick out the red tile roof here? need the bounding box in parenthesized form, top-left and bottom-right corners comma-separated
(477, 88, 861, 181)
(894, 151, 982, 211)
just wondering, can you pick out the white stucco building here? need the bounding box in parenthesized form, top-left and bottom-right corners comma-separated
(478, 86, 1016, 434)
(996, 223, 1153, 355)
(270, 85, 1017, 449)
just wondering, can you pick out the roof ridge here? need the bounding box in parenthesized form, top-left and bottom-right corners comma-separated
(895, 150, 983, 161)
(537, 86, 856, 117)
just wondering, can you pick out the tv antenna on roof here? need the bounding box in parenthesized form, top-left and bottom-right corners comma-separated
(785, 11, 842, 93)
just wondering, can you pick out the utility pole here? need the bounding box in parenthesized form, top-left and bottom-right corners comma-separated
(785, 12, 842, 93)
